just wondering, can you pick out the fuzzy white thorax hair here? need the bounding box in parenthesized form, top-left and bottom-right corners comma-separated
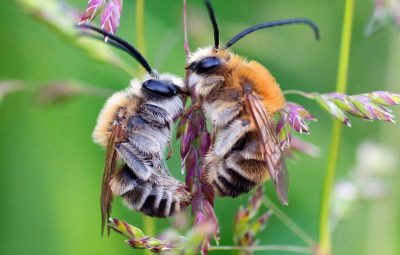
(187, 46, 214, 64)
(127, 78, 143, 97)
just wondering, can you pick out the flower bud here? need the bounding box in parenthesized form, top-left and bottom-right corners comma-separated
(79, 0, 106, 24)
(368, 91, 400, 106)
(100, 0, 122, 35)
(350, 95, 395, 123)
(316, 95, 351, 126)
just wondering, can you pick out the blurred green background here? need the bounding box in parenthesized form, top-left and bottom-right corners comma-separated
(0, 0, 399, 254)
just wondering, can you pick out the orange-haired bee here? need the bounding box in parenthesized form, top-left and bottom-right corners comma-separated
(79, 25, 191, 233)
(186, 0, 319, 204)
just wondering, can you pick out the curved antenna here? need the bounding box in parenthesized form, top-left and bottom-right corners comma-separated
(78, 24, 154, 76)
(79, 32, 132, 54)
(224, 18, 320, 49)
(205, 0, 220, 49)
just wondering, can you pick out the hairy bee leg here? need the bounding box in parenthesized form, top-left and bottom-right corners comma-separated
(212, 119, 251, 158)
(127, 132, 161, 154)
(115, 142, 152, 180)
(191, 75, 225, 97)
(207, 103, 241, 128)
(139, 104, 172, 127)
(151, 158, 170, 177)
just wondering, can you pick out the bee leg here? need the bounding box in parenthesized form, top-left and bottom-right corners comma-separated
(203, 75, 225, 86)
(212, 119, 251, 158)
(115, 142, 152, 181)
(151, 156, 171, 177)
(127, 132, 161, 154)
(191, 75, 224, 97)
(139, 104, 172, 128)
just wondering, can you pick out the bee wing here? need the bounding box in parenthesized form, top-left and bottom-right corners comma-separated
(101, 125, 125, 235)
(245, 93, 289, 205)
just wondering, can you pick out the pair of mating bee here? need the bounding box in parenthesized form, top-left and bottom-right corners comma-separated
(80, 0, 319, 231)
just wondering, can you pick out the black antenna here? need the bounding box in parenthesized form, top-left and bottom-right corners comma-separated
(224, 18, 320, 49)
(79, 32, 133, 54)
(205, 0, 220, 49)
(78, 24, 154, 76)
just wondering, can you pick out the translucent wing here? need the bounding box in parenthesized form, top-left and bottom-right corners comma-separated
(101, 125, 125, 235)
(245, 92, 289, 205)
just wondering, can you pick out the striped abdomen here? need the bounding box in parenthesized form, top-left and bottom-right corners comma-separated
(204, 131, 269, 197)
(110, 164, 191, 217)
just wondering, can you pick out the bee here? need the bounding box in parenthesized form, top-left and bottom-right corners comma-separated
(79, 25, 191, 233)
(186, 0, 319, 204)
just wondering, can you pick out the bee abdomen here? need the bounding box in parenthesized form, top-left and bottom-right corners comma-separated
(205, 151, 268, 197)
(122, 183, 191, 217)
(111, 165, 191, 217)
(215, 167, 257, 197)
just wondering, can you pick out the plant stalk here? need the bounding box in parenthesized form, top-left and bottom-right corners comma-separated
(318, 0, 355, 254)
(283, 90, 316, 99)
(183, 0, 190, 56)
(135, 0, 155, 246)
(209, 245, 313, 254)
(136, 0, 146, 75)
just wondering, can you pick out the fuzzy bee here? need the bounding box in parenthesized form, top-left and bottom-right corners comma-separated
(79, 25, 191, 232)
(186, 0, 320, 204)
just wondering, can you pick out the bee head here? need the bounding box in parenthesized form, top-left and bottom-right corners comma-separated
(77, 24, 189, 103)
(187, 46, 231, 74)
(141, 73, 187, 100)
(186, 46, 232, 96)
(139, 73, 186, 118)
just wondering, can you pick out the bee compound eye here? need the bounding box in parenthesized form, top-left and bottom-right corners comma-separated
(191, 56, 222, 74)
(142, 79, 176, 97)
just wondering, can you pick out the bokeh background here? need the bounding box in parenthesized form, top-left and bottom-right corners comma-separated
(0, 0, 399, 254)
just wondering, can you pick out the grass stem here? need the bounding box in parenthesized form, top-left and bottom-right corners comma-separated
(135, 0, 146, 75)
(209, 244, 313, 254)
(283, 90, 316, 99)
(183, 0, 191, 56)
(135, 0, 156, 248)
(318, 0, 355, 254)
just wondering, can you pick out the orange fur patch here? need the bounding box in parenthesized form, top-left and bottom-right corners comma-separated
(222, 51, 285, 114)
